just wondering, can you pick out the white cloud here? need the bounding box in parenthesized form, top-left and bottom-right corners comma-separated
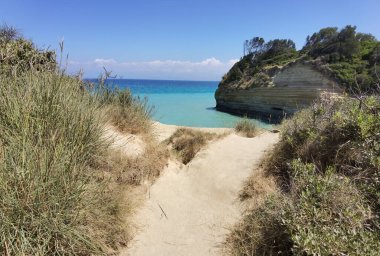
(199, 57, 222, 66)
(67, 57, 238, 80)
(94, 58, 117, 65)
(228, 59, 239, 65)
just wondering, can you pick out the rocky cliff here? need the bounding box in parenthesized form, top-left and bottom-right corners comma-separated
(215, 26, 379, 122)
(215, 62, 343, 122)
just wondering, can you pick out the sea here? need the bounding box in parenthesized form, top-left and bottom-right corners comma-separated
(91, 79, 272, 129)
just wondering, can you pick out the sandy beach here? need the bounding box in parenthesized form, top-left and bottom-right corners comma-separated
(151, 121, 233, 142)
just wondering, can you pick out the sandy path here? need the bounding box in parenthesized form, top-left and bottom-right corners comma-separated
(122, 127, 279, 256)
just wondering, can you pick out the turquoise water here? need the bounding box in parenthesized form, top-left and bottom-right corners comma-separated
(98, 79, 272, 129)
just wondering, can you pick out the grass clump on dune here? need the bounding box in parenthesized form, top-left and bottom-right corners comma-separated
(0, 24, 166, 254)
(235, 118, 257, 138)
(99, 141, 169, 186)
(166, 128, 220, 164)
(0, 71, 166, 255)
(0, 71, 128, 254)
(227, 92, 380, 255)
(99, 86, 153, 135)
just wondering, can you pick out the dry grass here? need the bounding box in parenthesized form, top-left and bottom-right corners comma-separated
(98, 140, 169, 186)
(77, 177, 132, 253)
(166, 128, 222, 164)
(224, 153, 285, 256)
(239, 168, 278, 205)
(89, 138, 169, 251)
(225, 195, 292, 256)
(235, 119, 257, 138)
(0, 71, 123, 254)
(99, 88, 153, 135)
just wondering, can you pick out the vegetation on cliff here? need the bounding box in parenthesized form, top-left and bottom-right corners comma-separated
(221, 38, 298, 89)
(0, 24, 166, 255)
(221, 25, 380, 93)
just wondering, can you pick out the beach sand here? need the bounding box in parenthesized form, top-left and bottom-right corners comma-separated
(151, 121, 233, 142)
(120, 122, 279, 256)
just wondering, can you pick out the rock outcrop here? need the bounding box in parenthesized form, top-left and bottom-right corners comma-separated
(215, 62, 343, 122)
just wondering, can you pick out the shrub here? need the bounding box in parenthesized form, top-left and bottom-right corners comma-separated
(0, 23, 20, 41)
(228, 93, 380, 255)
(166, 128, 219, 164)
(228, 160, 380, 256)
(284, 160, 379, 255)
(235, 118, 257, 138)
(0, 24, 56, 76)
(226, 195, 292, 256)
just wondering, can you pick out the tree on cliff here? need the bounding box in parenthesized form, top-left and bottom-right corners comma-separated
(304, 25, 377, 60)
(304, 27, 339, 53)
(263, 39, 296, 57)
(244, 37, 265, 56)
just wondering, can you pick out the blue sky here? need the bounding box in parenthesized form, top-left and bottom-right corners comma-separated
(1, 0, 379, 80)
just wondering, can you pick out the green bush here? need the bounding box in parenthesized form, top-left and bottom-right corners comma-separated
(226, 195, 292, 256)
(229, 93, 380, 255)
(284, 160, 379, 255)
(0, 37, 56, 76)
(281, 95, 380, 196)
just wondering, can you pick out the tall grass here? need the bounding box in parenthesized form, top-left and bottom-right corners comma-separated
(235, 118, 257, 138)
(99, 86, 153, 134)
(0, 71, 127, 254)
(0, 25, 168, 254)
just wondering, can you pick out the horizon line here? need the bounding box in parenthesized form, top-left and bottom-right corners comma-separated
(83, 77, 221, 83)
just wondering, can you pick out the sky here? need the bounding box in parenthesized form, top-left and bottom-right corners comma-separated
(1, 0, 379, 80)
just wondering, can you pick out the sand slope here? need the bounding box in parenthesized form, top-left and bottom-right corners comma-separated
(103, 125, 145, 157)
(122, 128, 279, 256)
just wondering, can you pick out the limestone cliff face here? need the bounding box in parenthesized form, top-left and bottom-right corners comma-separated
(215, 62, 343, 122)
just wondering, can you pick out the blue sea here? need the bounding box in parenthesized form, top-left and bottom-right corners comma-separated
(96, 79, 272, 129)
